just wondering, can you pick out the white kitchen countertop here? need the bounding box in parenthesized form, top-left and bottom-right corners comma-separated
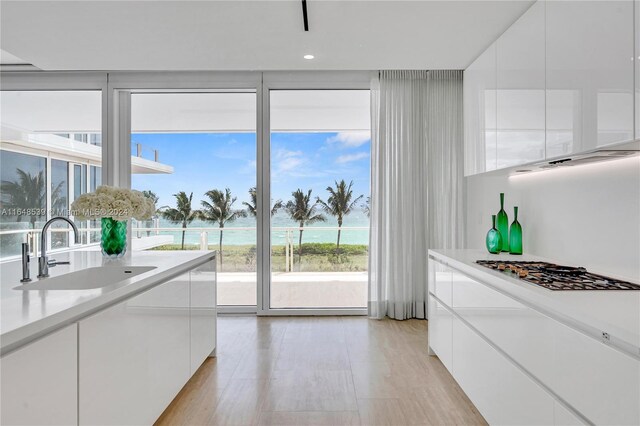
(429, 249, 640, 357)
(0, 250, 215, 355)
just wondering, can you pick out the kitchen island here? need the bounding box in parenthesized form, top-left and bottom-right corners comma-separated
(0, 250, 217, 425)
(428, 249, 640, 426)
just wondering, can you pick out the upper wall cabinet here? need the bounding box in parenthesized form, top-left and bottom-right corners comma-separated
(496, 1, 545, 169)
(546, 0, 634, 158)
(465, 0, 636, 176)
(464, 42, 497, 176)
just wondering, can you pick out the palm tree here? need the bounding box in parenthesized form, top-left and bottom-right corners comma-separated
(242, 187, 283, 217)
(317, 180, 363, 253)
(158, 191, 199, 250)
(1, 169, 47, 229)
(362, 196, 371, 218)
(141, 190, 159, 206)
(199, 188, 246, 265)
(141, 190, 159, 236)
(285, 189, 326, 262)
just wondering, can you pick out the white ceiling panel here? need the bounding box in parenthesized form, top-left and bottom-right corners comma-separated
(0, 0, 534, 71)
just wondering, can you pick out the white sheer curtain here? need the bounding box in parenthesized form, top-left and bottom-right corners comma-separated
(368, 70, 464, 320)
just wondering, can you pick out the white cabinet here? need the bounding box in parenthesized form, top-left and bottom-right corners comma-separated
(429, 257, 640, 425)
(465, 0, 635, 175)
(428, 259, 453, 369)
(430, 259, 452, 306)
(190, 260, 217, 374)
(496, 0, 545, 169)
(553, 323, 640, 425)
(428, 297, 453, 372)
(79, 273, 191, 425)
(546, 0, 634, 157)
(464, 42, 497, 176)
(451, 270, 557, 388)
(452, 317, 555, 426)
(0, 324, 78, 426)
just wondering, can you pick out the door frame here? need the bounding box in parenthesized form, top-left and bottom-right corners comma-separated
(260, 72, 372, 315)
(1, 70, 372, 315)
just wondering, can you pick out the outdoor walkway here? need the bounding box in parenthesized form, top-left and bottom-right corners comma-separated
(218, 272, 368, 308)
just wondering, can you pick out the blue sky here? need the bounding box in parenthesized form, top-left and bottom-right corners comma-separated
(131, 132, 370, 211)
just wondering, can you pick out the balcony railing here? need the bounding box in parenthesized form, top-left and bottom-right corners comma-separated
(134, 142, 160, 162)
(0, 225, 369, 271)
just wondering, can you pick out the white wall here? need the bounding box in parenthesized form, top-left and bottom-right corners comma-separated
(465, 156, 640, 282)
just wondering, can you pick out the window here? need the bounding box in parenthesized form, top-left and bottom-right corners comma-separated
(51, 159, 70, 248)
(269, 90, 371, 309)
(0, 89, 102, 259)
(0, 151, 47, 257)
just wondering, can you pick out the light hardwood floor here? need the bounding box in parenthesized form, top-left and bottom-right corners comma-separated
(155, 316, 487, 426)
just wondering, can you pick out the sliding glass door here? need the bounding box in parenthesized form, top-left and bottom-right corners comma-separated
(104, 71, 372, 314)
(129, 92, 258, 308)
(268, 90, 371, 310)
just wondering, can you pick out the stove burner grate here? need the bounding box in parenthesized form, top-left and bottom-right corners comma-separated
(475, 260, 640, 291)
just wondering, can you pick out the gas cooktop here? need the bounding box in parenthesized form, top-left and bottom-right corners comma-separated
(475, 260, 640, 291)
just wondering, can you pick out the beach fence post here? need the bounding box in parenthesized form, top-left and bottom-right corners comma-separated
(285, 230, 290, 272)
(288, 229, 294, 272)
(200, 231, 208, 250)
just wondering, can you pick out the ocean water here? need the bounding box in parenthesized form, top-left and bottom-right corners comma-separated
(136, 212, 370, 246)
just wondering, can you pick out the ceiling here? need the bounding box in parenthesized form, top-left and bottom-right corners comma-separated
(0, 0, 534, 71)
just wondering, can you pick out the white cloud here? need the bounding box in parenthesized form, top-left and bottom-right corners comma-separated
(271, 148, 336, 179)
(327, 131, 371, 148)
(239, 160, 256, 175)
(273, 149, 306, 174)
(335, 152, 369, 164)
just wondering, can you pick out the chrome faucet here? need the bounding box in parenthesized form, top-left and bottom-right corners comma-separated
(38, 217, 80, 278)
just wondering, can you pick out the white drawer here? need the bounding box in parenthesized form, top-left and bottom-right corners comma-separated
(553, 323, 640, 426)
(428, 295, 453, 371)
(451, 270, 557, 387)
(450, 267, 640, 425)
(452, 316, 555, 425)
(429, 258, 452, 306)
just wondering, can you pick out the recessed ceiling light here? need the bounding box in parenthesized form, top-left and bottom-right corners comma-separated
(303, 54, 315, 60)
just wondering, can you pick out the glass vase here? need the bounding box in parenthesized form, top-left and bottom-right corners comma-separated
(485, 215, 503, 254)
(509, 206, 523, 255)
(496, 192, 510, 252)
(101, 217, 127, 258)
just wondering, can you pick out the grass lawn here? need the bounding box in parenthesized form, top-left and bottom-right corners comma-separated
(150, 243, 368, 272)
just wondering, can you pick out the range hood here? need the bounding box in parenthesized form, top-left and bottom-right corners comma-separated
(512, 140, 640, 175)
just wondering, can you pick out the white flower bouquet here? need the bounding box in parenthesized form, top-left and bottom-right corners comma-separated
(70, 186, 156, 221)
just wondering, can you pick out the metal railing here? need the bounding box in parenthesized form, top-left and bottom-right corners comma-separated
(0, 225, 369, 269)
(134, 142, 160, 162)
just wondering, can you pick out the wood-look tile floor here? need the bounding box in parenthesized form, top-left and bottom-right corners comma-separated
(155, 316, 487, 426)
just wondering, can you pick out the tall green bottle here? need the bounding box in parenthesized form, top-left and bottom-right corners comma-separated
(485, 215, 503, 254)
(496, 193, 509, 252)
(509, 206, 523, 255)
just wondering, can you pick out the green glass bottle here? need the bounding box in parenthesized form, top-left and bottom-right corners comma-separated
(485, 215, 503, 254)
(496, 193, 509, 252)
(509, 206, 523, 255)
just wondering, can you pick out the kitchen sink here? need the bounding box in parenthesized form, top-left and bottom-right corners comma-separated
(14, 266, 157, 290)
